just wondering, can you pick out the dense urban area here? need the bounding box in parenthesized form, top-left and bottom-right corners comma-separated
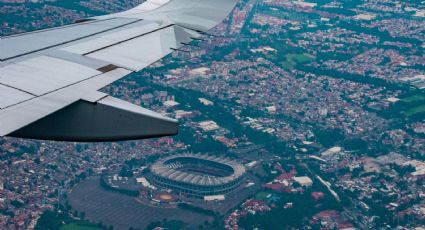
(0, 0, 424, 229)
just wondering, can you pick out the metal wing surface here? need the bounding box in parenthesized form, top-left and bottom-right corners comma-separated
(0, 0, 237, 141)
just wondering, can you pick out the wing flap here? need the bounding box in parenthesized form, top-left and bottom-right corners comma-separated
(85, 24, 187, 71)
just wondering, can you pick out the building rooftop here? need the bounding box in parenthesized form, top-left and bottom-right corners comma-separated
(150, 153, 246, 186)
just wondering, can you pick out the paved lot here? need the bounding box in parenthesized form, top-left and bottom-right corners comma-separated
(68, 177, 212, 230)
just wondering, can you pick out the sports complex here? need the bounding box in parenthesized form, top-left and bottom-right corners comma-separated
(149, 153, 246, 197)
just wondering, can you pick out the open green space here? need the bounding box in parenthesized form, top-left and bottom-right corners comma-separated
(35, 210, 100, 230)
(381, 92, 425, 121)
(260, 6, 317, 21)
(280, 53, 315, 70)
(287, 53, 315, 63)
(60, 222, 100, 230)
(397, 93, 425, 119)
(254, 191, 271, 201)
(405, 104, 425, 118)
(401, 94, 425, 103)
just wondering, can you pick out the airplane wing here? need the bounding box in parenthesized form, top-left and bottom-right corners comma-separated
(0, 0, 237, 142)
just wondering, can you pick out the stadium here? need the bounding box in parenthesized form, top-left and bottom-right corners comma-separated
(149, 153, 246, 197)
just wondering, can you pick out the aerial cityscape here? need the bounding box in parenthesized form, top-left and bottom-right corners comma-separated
(0, 0, 424, 229)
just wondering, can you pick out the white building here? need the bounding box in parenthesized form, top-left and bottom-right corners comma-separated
(293, 176, 313, 187)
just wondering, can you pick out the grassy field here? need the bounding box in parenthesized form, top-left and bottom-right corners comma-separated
(261, 6, 314, 21)
(280, 53, 315, 70)
(254, 191, 271, 201)
(287, 53, 315, 63)
(405, 104, 425, 118)
(392, 94, 425, 119)
(60, 223, 100, 230)
(401, 94, 425, 103)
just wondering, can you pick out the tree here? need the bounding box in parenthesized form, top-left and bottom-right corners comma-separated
(34, 211, 62, 230)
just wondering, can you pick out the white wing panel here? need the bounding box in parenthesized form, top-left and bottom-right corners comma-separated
(0, 56, 101, 95)
(101, 0, 238, 32)
(0, 18, 140, 60)
(0, 85, 34, 109)
(137, 2, 164, 11)
(61, 21, 161, 55)
(61, 38, 116, 55)
(0, 68, 132, 136)
(113, 0, 170, 15)
(86, 26, 178, 71)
